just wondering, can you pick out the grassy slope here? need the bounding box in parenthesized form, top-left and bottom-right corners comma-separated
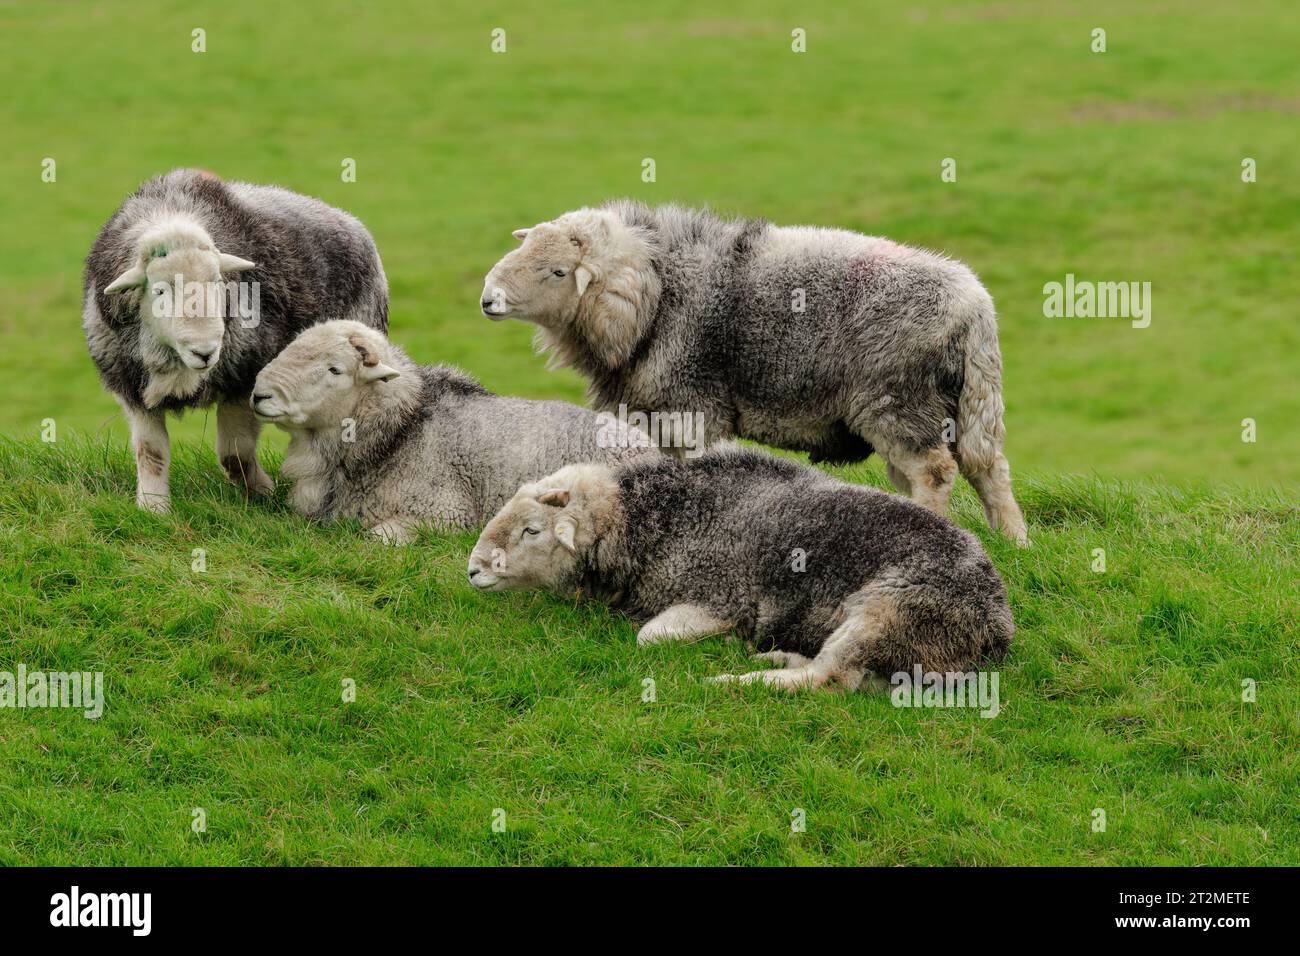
(1, 438, 1295, 865)
(0, 0, 1296, 865)
(0, 0, 1297, 484)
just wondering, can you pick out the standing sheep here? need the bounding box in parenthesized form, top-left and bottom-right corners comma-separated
(467, 446, 1013, 691)
(479, 201, 1029, 545)
(251, 320, 655, 543)
(83, 169, 389, 512)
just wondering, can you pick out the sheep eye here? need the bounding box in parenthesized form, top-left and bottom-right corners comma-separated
(552, 269, 567, 278)
(522, 527, 540, 537)
(328, 366, 343, 376)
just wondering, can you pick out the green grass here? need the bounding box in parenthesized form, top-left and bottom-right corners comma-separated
(0, 0, 1297, 864)
(0, 0, 1297, 483)
(0, 437, 1295, 865)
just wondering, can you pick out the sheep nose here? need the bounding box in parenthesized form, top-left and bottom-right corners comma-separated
(252, 392, 271, 405)
(468, 568, 481, 579)
(191, 348, 214, 363)
(480, 297, 495, 311)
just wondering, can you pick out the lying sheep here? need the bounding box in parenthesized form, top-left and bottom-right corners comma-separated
(480, 201, 1029, 545)
(467, 446, 1013, 691)
(83, 169, 388, 512)
(252, 320, 655, 543)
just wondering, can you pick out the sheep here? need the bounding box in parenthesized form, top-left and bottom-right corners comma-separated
(251, 320, 656, 543)
(479, 200, 1030, 545)
(467, 445, 1013, 692)
(82, 168, 389, 513)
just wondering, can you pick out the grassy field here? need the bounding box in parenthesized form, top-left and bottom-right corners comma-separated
(0, 0, 1296, 864)
(1, 438, 1296, 865)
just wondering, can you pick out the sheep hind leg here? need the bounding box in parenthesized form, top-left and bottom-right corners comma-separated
(963, 451, 1029, 547)
(750, 650, 813, 669)
(881, 443, 957, 516)
(711, 598, 896, 693)
(885, 461, 912, 496)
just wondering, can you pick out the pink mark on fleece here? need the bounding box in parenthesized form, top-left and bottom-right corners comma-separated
(841, 242, 904, 314)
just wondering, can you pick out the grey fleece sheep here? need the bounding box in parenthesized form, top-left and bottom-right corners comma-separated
(251, 321, 655, 543)
(83, 168, 388, 512)
(467, 446, 1013, 691)
(479, 200, 1029, 545)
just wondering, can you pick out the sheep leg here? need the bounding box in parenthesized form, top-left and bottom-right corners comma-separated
(880, 444, 957, 516)
(370, 518, 418, 546)
(118, 398, 171, 513)
(964, 452, 1030, 547)
(711, 598, 895, 693)
(750, 650, 813, 669)
(636, 603, 733, 646)
(884, 461, 912, 496)
(217, 402, 275, 497)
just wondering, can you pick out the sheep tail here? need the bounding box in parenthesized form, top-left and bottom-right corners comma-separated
(955, 292, 1006, 475)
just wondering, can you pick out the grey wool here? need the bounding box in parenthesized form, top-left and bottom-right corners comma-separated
(82, 168, 388, 512)
(469, 446, 1013, 691)
(480, 200, 1028, 544)
(252, 320, 656, 544)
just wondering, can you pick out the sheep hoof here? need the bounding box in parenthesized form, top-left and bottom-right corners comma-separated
(750, 651, 812, 669)
(221, 456, 274, 497)
(370, 521, 414, 546)
(136, 494, 171, 515)
(245, 472, 276, 497)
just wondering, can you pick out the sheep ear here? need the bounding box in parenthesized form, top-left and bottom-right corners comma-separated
(218, 253, 257, 274)
(349, 332, 383, 364)
(104, 264, 146, 294)
(537, 489, 570, 507)
(574, 265, 594, 297)
(554, 516, 577, 552)
(358, 362, 400, 384)
(348, 332, 398, 382)
(512, 228, 530, 242)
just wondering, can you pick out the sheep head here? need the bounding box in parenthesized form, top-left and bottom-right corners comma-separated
(480, 208, 660, 368)
(467, 463, 620, 593)
(104, 218, 256, 376)
(251, 320, 399, 430)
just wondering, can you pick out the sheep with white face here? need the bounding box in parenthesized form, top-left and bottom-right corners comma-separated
(480, 200, 1030, 545)
(254, 321, 654, 545)
(469, 448, 1014, 693)
(84, 169, 389, 513)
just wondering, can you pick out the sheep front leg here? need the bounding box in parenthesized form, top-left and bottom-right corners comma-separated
(370, 518, 419, 546)
(217, 402, 275, 497)
(118, 398, 171, 513)
(636, 604, 733, 646)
